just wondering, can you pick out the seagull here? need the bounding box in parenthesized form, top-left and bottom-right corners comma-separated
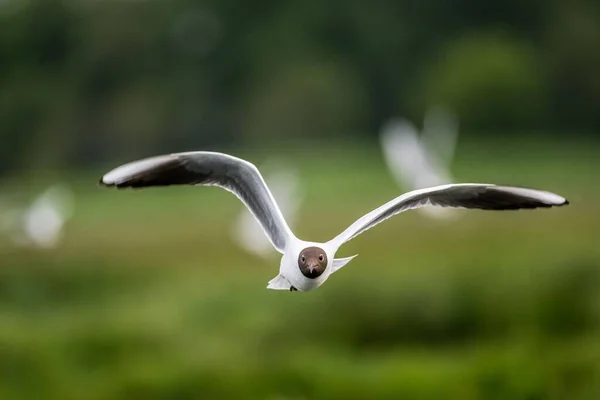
(231, 160, 302, 259)
(0, 184, 74, 249)
(420, 107, 459, 170)
(99, 151, 569, 292)
(380, 108, 458, 219)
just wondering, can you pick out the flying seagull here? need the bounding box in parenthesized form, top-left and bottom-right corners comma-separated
(0, 184, 74, 249)
(99, 151, 569, 292)
(380, 108, 458, 219)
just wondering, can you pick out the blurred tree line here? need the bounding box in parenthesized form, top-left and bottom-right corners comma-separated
(0, 0, 599, 173)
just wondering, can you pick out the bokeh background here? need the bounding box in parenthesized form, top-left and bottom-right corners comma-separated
(1, 1, 599, 399)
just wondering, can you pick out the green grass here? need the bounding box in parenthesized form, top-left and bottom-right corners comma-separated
(0, 137, 599, 399)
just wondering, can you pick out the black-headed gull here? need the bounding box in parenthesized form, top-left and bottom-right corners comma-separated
(99, 151, 569, 292)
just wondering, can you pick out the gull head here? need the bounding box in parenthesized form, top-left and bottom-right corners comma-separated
(298, 246, 328, 279)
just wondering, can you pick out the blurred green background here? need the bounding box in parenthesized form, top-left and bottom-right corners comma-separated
(1, 1, 599, 399)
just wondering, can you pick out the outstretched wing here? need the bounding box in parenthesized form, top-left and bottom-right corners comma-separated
(100, 151, 295, 253)
(329, 183, 568, 248)
(232, 161, 302, 259)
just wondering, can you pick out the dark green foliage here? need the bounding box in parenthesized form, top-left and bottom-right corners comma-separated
(1, 1, 600, 174)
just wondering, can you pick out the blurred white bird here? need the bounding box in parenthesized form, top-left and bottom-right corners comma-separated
(231, 160, 303, 259)
(380, 107, 459, 219)
(0, 184, 74, 249)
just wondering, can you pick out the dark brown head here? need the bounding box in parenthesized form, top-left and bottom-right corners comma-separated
(298, 246, 328, 279)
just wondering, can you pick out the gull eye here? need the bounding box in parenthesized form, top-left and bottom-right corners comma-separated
(319, 254, 324, 262)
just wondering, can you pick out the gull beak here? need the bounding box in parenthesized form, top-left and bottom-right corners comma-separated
(307, 262, 321, 278)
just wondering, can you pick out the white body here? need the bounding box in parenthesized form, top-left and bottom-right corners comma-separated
(272, 239, 332, 291)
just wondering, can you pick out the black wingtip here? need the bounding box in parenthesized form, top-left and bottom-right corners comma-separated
(563, 199, 570, 206)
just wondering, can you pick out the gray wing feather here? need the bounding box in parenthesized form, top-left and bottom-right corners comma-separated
(100, 151, 294, 253)
(331, 183, 568, 246)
